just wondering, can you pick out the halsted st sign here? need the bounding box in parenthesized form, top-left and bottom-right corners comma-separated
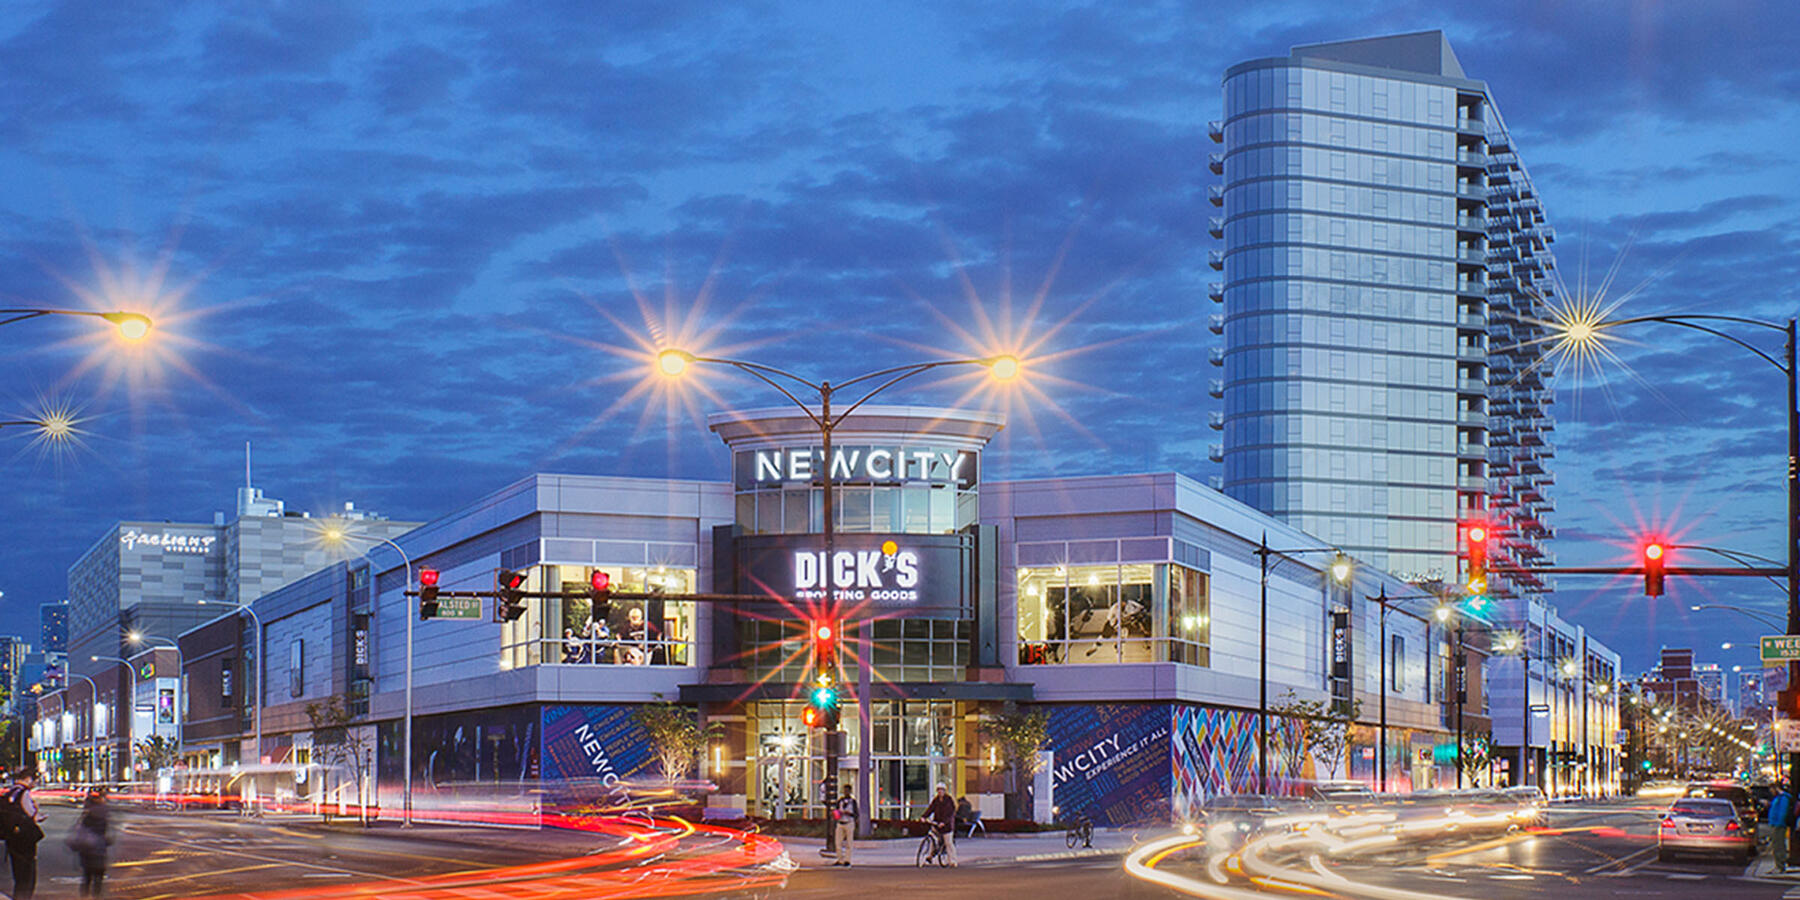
(795, 540, 921, 603)
(736, 445, 978, 488)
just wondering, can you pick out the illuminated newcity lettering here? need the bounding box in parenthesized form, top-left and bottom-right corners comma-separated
(120, 529, 219, 554)
(751, 446, 974, 485)
(794, 542, 920, 602)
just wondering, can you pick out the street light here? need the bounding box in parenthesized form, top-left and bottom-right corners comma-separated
(1254, 535, 1351, 794)
(1553, 310, 1797, 789)
(125, 634, 185, 758)
(1690, 603, 1785, 630)
(1368, 585, 1449, 791)
(0, 307, 153, 340)
(657, 347, 1022, 838)
(197, 600, 263, 770)
(318, 522, 415, 825)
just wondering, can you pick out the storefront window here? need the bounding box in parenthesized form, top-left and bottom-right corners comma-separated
(499, 565, 696, 669)
(742, 617, 968, 683)
(733, 484, 977, 535)
(750, 698, 958, 819)
(1017, 563, 1209, 666)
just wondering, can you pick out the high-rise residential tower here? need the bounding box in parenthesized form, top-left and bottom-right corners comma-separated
(1210, 31, 1557, 591)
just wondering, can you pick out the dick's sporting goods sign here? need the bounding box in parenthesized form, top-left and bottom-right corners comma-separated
(733, 533, 971, 613)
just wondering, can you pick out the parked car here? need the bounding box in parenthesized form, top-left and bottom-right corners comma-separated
(1684, 782, 1759, 838)
(1658, 797, 1755, 862)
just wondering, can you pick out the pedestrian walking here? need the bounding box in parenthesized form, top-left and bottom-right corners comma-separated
(924, 783, 958, 867)
(1, 771, 46, 899)
(831, 785, 858, 867)
(68, 787, 111, 896)
(1771, 785, 1798, 873)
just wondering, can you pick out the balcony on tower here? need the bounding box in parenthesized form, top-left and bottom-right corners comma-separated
(1208, 120, 1223, 143)
(1209, 152, 1224, 175)
(1208, 411, 1224, 431)
(1208, 282, 1224, 303)
(1208, 378, 1224, 399)
(1208, 216, 1224, 239)
(1208, 184, 1224, 206)
(1208, 250, 1225, 271)
(1208, 313, 1224, 335)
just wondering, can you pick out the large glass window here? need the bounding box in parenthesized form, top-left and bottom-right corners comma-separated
(750, 698, 958, 820)
(499, 565, 696, 669)
(741, 617, 968, 683)
(733, 484, 977, 535)
(1017, 563, 1209, 666)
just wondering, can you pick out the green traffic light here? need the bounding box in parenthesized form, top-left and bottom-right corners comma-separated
(811, 686, 838, 708)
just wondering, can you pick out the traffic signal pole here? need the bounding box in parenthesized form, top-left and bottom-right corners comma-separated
(1785, 319, 1797, 832)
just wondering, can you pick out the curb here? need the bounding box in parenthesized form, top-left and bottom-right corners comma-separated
(1013, 847, 1131, 863)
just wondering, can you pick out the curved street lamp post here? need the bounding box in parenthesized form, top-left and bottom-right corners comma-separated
(0, 308, 152, 339)
(1567, 313, 1797, 791)
(657, 348, 1019, 838)
(197, 600, 264, 774)
(1254, 535, 1350, 794)
(321, 527, 415, 825)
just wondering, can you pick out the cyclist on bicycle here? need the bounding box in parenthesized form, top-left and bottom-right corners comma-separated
(924, 783, 959, 867)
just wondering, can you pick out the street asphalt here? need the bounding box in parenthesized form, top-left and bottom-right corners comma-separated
(11, 796, 1800, 899)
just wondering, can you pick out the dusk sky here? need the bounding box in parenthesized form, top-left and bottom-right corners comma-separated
(2, 1, 1795, 678)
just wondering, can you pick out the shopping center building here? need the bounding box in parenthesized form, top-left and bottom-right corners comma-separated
(36, 405, 1613, 823)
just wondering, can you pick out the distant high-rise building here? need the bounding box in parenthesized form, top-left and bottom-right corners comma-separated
(1737, 668, 1772, 720)
(0, 636, 28, 714)
(65, 478, 419, 778)
(39, 602, 67, 655)
(1212, 30, 1557, 594)
(1694, 662, 1725, 709)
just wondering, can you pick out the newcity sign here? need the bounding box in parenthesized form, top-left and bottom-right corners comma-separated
(734, 445, 978, 489)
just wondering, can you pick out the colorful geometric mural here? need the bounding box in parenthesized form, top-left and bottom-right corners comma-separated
(1044, 703, 1171, 827)
(1171, 706, 1313, 818)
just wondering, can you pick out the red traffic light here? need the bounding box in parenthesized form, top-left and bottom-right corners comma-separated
(497, 569, 526, 591)
(590, 570, 611, 592)
(419, 568, 440, 587)
(814, 623, 833, 641)
(1466, 525, 1487, 544)
(801, 705, 824, 728)
(1642, 542, 1666, 596)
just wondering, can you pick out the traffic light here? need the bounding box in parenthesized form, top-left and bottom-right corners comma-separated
(805, 678, 841, 729)
(1464, 523, 1488, 595)
(811, 621, 839, 674)
(588, 569, 612, 622)
(495, 568, 528, 622)
(418, 568, 441, 620)
(1642, 542, 1666, 596)
(804, 620, 842, 729)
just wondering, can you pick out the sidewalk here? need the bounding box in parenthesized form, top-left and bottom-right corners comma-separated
(778, 826, 1143, 868)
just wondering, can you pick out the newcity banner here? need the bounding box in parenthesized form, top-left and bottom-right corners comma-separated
(734, 532, 973, 615)
(541, 704, 656, 813)
(1046, 703, 1172, 827)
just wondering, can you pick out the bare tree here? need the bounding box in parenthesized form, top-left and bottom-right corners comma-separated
(305, 695, 375, 825)
(1271, 690, 1363, 783)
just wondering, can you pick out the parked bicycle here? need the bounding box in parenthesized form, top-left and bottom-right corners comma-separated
(917, 822, 951, 867)
(1065, 814, 1093, 849)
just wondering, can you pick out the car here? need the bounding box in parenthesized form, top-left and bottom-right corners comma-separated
(1196, 794, 1308, 853)
(1658, 797, 1755, 862)
(1684, 782, 1759, 839)
(1502, 785, 1547, 826)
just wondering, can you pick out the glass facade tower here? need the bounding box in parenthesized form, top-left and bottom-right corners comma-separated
(1210, 31, 1556, 591)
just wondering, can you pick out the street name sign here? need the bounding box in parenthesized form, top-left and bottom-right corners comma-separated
(1761, 635, 1800, 666)
(434, 597, 482, 619)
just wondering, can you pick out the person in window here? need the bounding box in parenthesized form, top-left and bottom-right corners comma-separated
(562, 627, 588, 664)
(585, 616, 613, 664)
(623, 606, 661, 666)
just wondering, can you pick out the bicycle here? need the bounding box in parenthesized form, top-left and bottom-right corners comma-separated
(1065, 815, 1093, 849)
(916, 823, 950, 867)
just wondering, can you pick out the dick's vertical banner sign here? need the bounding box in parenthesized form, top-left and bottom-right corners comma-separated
(1330, 609, 1352, 704)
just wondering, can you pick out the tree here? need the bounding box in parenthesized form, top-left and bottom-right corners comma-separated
(305, 695, 375, 825)
(1460, 734, 1492, 786)
(137, 734, 180, 773)
(981, 706, 1050, 820)
(1272, 690, 1363, 782)
(631, 701, 721, 784)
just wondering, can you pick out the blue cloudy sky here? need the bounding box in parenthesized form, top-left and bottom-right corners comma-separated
(1, 0, 1796, 678)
